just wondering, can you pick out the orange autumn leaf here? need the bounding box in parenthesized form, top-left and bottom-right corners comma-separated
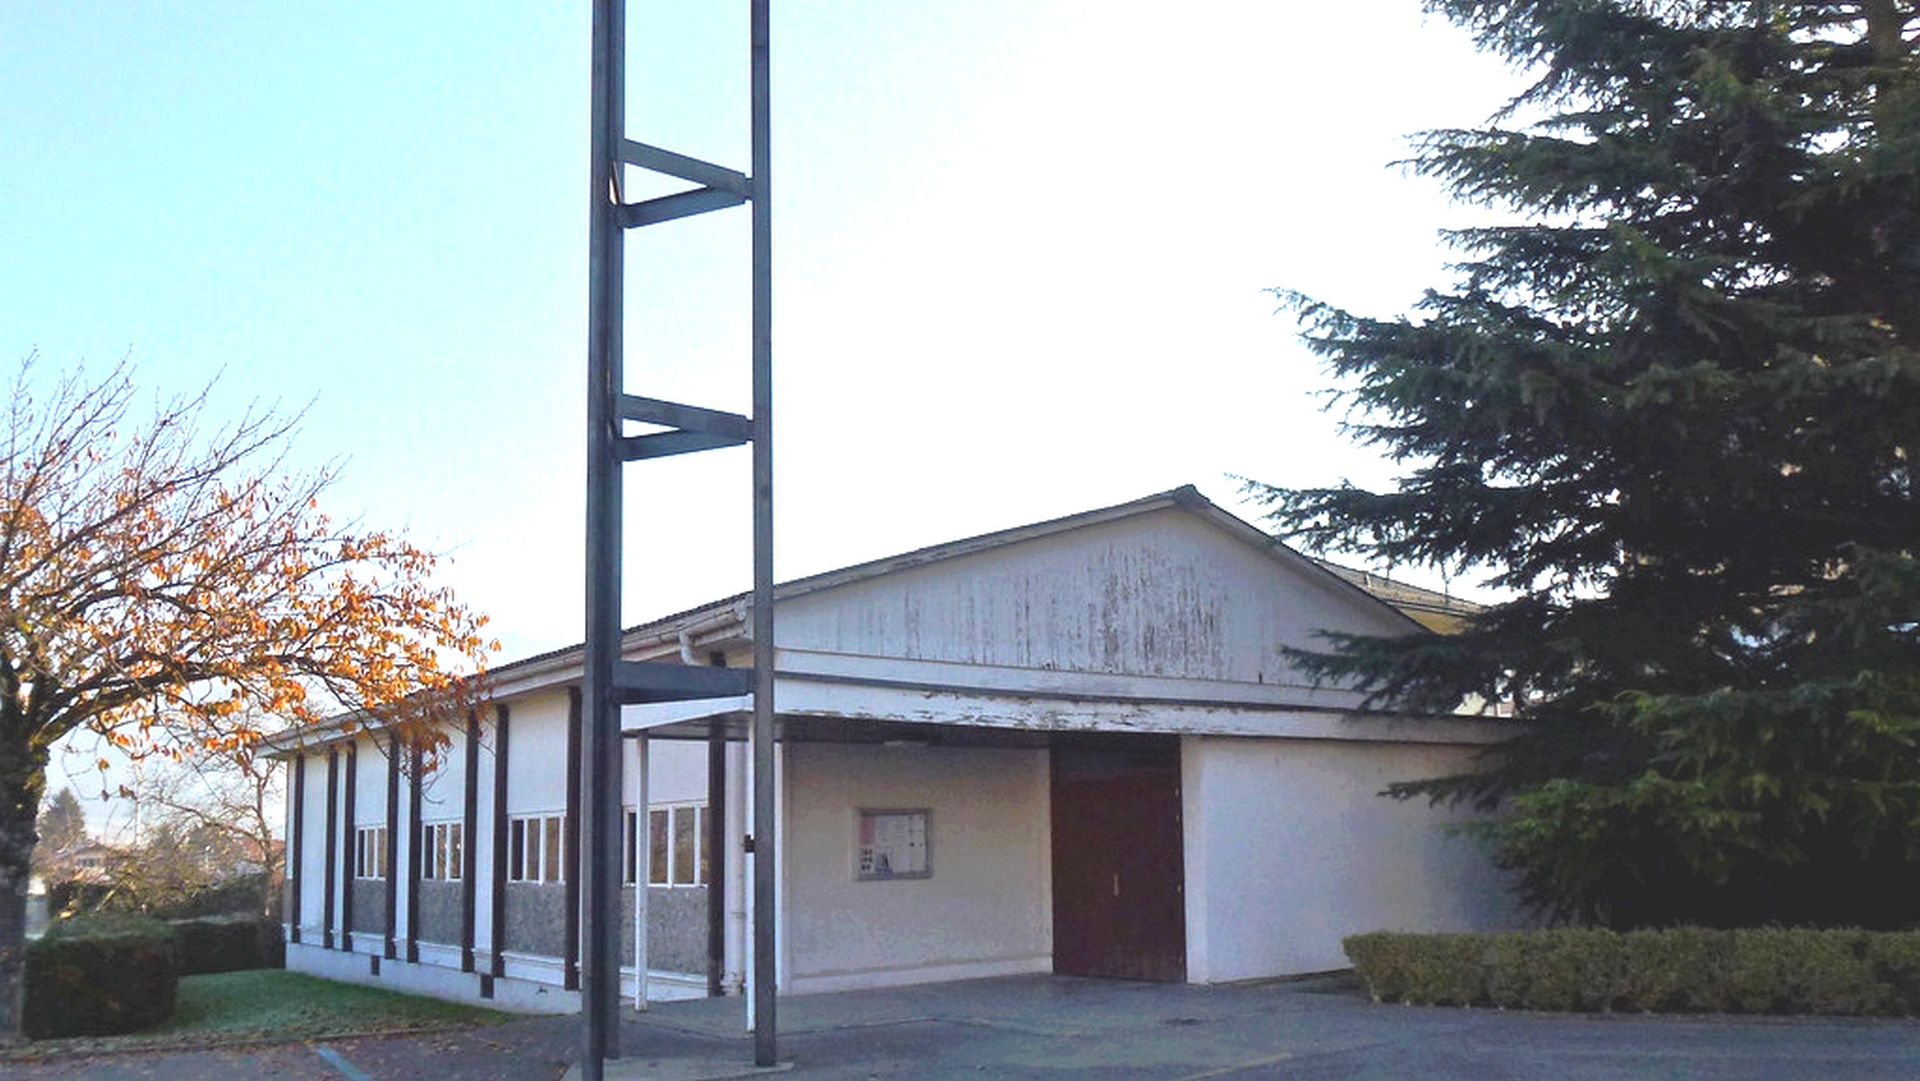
(0, 351, 494, 849)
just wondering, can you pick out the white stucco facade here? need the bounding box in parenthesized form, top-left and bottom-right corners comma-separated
(1180, 735, 1519, 981)
(780, 742, 1053, 993)
(274, 486, 1522, 1011)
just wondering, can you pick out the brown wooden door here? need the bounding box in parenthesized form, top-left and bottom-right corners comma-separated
(1050, 738, 1186, 981)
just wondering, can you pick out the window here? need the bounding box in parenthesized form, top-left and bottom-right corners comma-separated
(622, 809, 637, 886)
(647, 804, 708, 887)
(543, 815, 563, 883)
(421, 821, 463, 882)
(507, 813, 565, 883)
(354, 825, 389, 880)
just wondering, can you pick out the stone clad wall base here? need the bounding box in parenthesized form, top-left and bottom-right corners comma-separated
(416, 881, 461, 944)
(647, 887, 710, 974)
(349, 881, 387, 936)
(503, 884, 567, 957)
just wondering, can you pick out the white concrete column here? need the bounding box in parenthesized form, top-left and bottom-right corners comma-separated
(1180, 735, 1210, 984)
(632, 733, 649, 1009)
(774, 739, 788, 993)
(725, 737, 748, 994)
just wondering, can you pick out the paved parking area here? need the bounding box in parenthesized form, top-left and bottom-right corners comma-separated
(12, 974, 1920, 1080)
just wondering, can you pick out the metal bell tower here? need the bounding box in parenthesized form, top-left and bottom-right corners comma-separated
(580, 0, 776, 1076)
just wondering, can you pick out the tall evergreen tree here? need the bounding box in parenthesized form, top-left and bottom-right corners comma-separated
(1248, 1, 1920, 927)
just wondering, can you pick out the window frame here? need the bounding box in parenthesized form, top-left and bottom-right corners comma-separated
(506, 812, 565, 884)
(646, 803, 708, 888)
(621, 808, 638, 886)
(420, 820, 464, 882)
(353, 825, 390, 881)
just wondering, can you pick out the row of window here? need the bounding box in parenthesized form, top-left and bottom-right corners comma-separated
(625, 805, 709, 888)
(350, 806, 706, 887)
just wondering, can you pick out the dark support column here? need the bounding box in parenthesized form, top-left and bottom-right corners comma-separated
(583, 1, 626, 1066)
(707, 727, 726, 997)
(342, 745, 358, 950)
(385, 735, 400, 960)
(490, 704, 511, 980)
(323, 749, 338, 949)
(289, 754, 305, 945)
(565, 686, 583, 992)
(462, 710, 481, 973)
(407, 740, 424, 963)
(749, 0, 777, 1063)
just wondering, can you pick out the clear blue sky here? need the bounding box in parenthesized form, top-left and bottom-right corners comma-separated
(4, 1, 1526, 674)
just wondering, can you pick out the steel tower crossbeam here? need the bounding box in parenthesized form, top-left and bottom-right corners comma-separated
(582, 1, 776, 1078)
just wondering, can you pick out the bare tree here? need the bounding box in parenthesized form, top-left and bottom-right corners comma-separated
(124, 736, 284, 916)
(0, 354, 495, 1043)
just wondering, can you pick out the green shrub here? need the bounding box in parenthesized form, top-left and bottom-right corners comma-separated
(1865, 932, 1920, 1012)
(1726, 929, 1886, 1015)
(1346, 932, 1486, 1006)
(1616, 927, 1732, 1012)
(24, 915, 180, 1039)
(1484, 928, 1627, 1011)
(1403, 933, 1488, 1005)
(1344, 928, 1920, 1016)
(1344, 932, 1418, 1003)
(171, 915, 283, 976)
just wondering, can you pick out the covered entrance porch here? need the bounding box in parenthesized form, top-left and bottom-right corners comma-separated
(627, 696, 1198, 1004)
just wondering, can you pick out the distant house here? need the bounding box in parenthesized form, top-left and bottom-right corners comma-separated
(30, 840, 131, 931)
(186, 831, 282, 884)
(270, 486, 1520, 1011)
(32, 840, 127, 890)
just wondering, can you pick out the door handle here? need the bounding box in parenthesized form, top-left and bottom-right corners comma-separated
(1112, 873, 1120, 898)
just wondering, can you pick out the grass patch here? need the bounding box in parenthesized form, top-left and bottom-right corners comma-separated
(9, 969, 513, 1058)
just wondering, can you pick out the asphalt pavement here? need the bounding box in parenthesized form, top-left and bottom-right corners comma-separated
(10, 973, 1920, 1081)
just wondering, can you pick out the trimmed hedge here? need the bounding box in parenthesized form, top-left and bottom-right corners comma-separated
(1345, 928, 1920, 1015)
(171, 915, 284, 976)
(23, 916, 180, 1039)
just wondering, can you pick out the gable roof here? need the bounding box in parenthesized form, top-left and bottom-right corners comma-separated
(483, 485, 1473, 698)
(267, 485, 1483, 750)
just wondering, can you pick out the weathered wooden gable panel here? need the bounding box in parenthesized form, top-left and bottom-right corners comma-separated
(775, 507, 1411, 684)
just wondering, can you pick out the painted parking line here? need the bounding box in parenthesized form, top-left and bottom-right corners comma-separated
(1169, 1053, 1295, 1081)
(313, 1044, 377, 1081)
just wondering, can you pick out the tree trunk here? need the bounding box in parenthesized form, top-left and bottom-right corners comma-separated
(1860, 1, 1910, 63)
(0, 736, 45, 1047)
